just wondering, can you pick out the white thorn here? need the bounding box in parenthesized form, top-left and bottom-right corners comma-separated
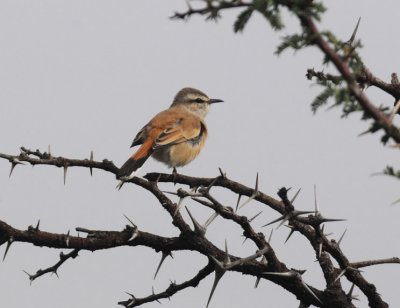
(238, 173, 259, 209)
(268, 229, 273, 243)
(331, 268, 347, 286)
(153, 251, 171, 279)
(185, 207, 206, 236)
(318, 242, 323, 258)
(65, 230, 70, 247)
(206, 262, 226, 308)
(224, 239, 231, 265)
(235, 194, 242, 213)
(254, 255, 268, 288)
(3, 237, 14, 261)
(284, 226, 295, 244)
(204, 211, 219, 228)
(314, 184, 319, 214)
(128, 229, 138, 242)
(263, 271, 295, 278)
(248, 211, 263, 223)
(151, 286, 161, 303)
(229, 247, 269, 268)
(173, 196, 185, 216)
(337, 229, 347, 246)
(9, 163, 16, 178)
(89, 151, 94, 176)
(290, 188, 301, 203)
(116, 180, 125, 190)
(123, 214, 136, 227)
(347, 16, 361, 45)
(63, 166, 68, 185)
(390, 100, 400, 122)
(300, 279, 323, 304)
(9, 159, 24, 178)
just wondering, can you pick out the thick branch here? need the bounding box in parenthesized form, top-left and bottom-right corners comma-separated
(0, 219, 183, 252)
(307, 67, 400, 104)
(0, 150, 119, 174)
(358, 69, 400, 102)
(0, 147, 191, 232)
(144, 172, 284, 213)
(1, 148, 394, 307)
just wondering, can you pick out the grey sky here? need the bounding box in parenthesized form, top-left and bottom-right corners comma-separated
(1, 1, 399, 307)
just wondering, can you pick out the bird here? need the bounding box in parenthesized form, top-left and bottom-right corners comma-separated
(117, 87, 223, 182)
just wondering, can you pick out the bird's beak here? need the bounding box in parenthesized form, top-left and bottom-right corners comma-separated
(208, 98, 224, 104)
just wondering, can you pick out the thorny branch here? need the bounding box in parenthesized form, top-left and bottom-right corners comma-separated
(165, 4, 400, 306)
(23, 249, 80, 282)
(172, 0, 400, 146)
(350, 257, 400, 269)
(301, 16, 400, 142)
(307, 68, 400, 103)
(170, 1, 250, 20)
(0, 148, 397, 307)
(118, 262, 215, 307)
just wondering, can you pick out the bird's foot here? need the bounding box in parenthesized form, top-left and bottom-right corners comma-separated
(116, 174, 134, 190)
(172, 167, 178, 185)
(118, 175, 132, 181)
(116, 180, 126, 190)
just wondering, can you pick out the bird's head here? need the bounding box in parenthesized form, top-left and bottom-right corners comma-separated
(171, 87, 223, 118)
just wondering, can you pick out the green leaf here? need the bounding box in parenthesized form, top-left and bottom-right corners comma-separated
(259, 9, 283, 30)
(275, 34, 308, 55)
(311, 86, 335, 113)
(233, 8, 254, 33)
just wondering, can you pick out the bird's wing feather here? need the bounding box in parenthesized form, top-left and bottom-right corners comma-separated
(130, 127, 146, 147)
(153, 116, 201, 149)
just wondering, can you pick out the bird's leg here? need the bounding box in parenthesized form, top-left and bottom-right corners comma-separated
(116, 172, 137, 190)
(172, 167, 178, 185)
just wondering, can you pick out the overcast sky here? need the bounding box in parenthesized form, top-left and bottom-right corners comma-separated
(1, 1, 399, 307)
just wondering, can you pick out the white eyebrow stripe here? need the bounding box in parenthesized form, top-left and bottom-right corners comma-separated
(186, 93, 208, 101)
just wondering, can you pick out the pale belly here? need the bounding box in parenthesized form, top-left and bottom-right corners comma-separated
(152, 139, 206, 168)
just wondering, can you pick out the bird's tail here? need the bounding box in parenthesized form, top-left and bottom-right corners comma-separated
(118, 138, 153, 179)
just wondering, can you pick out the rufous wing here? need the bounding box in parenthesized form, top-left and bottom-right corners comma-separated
(118, 107, 203, 178)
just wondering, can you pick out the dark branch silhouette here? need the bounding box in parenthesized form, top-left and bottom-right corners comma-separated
(0, 146, 396, 307)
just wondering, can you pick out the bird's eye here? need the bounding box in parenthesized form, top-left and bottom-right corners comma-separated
(194, 98, 203, 103)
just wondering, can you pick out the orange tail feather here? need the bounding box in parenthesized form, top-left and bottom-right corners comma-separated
(118, 139, 153, 178)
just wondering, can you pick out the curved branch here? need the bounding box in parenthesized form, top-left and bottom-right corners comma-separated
(0, 219, 183, 252)
(300, 16, 400, 144)
(170, 1, 250, 20)
(307, 68, 400, 103)
(23, 249, 80, 282)
(118, 262, 214, 307)
(0, 148, 393, 307)
(351, 257, 400, 269)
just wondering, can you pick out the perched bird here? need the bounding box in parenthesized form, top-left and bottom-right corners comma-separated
(118, 87, 223, 181)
